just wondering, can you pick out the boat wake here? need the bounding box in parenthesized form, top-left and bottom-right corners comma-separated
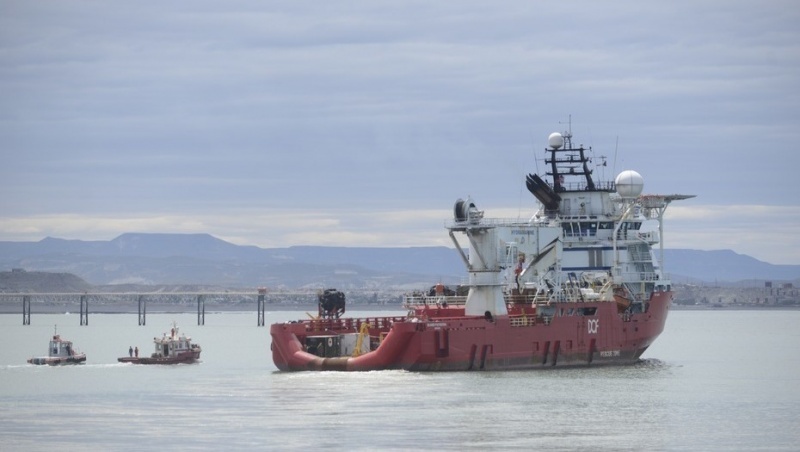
(635, 358, 670, 368)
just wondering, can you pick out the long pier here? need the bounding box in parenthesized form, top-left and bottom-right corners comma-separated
(0, 289, 310, 326)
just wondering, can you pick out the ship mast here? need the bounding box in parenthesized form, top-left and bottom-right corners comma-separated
(546, 124, 596, 192)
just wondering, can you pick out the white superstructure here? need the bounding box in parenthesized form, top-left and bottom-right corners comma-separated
(448, 128, 694, 317)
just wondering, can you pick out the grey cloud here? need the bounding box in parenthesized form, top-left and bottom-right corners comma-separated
(1, 1, 799, 255)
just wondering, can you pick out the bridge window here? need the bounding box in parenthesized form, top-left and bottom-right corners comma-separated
(580, 222, 597, 236)
(617, 221, 643, 239)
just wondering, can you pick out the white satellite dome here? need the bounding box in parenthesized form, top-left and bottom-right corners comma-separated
(615, 170, 644, 198)
(548, 132, 564, 149)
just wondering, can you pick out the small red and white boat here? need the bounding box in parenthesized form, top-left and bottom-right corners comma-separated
(118, 322, 201, 365)
(28, 326, 86, 365)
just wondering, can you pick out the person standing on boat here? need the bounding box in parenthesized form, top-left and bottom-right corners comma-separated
(434, 282, 445, 307)
(134, 346, 139, 358)
(129, 346, 133, 357)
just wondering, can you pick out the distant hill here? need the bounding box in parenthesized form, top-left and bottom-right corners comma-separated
(662, 249, 800, 284)
(0, 270, 93, 293)
(0, 233, 464, 289)
(1, 233, 798, 288)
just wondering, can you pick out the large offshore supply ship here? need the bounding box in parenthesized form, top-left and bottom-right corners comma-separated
(271, 128, 694, 371)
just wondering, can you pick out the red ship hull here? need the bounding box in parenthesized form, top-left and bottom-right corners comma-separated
(270, 291, 671, 372)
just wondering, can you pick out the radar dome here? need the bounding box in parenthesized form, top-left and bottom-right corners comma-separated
(615, 170, 644, 198)
(548, 132, 564, 149)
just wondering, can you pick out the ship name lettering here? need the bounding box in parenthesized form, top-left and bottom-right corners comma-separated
(599, 350, 621, 358)
(587, 319, 599, 334)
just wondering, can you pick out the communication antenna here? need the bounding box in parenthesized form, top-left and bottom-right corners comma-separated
(558, 114, 573, 147)
(612, 135, 619, 176)
(596, 155, 608, 181)
(559, 114, 573, 133)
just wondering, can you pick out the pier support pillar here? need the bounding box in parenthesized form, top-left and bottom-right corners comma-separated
(22, 295, 31, 325)
(79, 294, 89, 326)
(197, 295, 205, 326)
(257, 288, 267, 326)
(138, 295, 146, 326)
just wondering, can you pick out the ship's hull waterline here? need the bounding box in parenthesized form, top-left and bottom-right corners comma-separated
(271, 291, 671, 372)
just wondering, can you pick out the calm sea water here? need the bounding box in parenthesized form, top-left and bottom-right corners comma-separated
(1, 309, 798, 451)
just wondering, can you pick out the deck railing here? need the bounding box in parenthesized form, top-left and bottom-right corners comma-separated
(403, 295, 467, 307)
(307, 316, 407, 333)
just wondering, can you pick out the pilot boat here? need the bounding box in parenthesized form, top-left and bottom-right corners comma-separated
(28, 326, 86, 365)
(118, 322, 201, 365)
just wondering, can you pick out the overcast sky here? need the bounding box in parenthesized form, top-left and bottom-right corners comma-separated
(1, 1, 799, 265)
